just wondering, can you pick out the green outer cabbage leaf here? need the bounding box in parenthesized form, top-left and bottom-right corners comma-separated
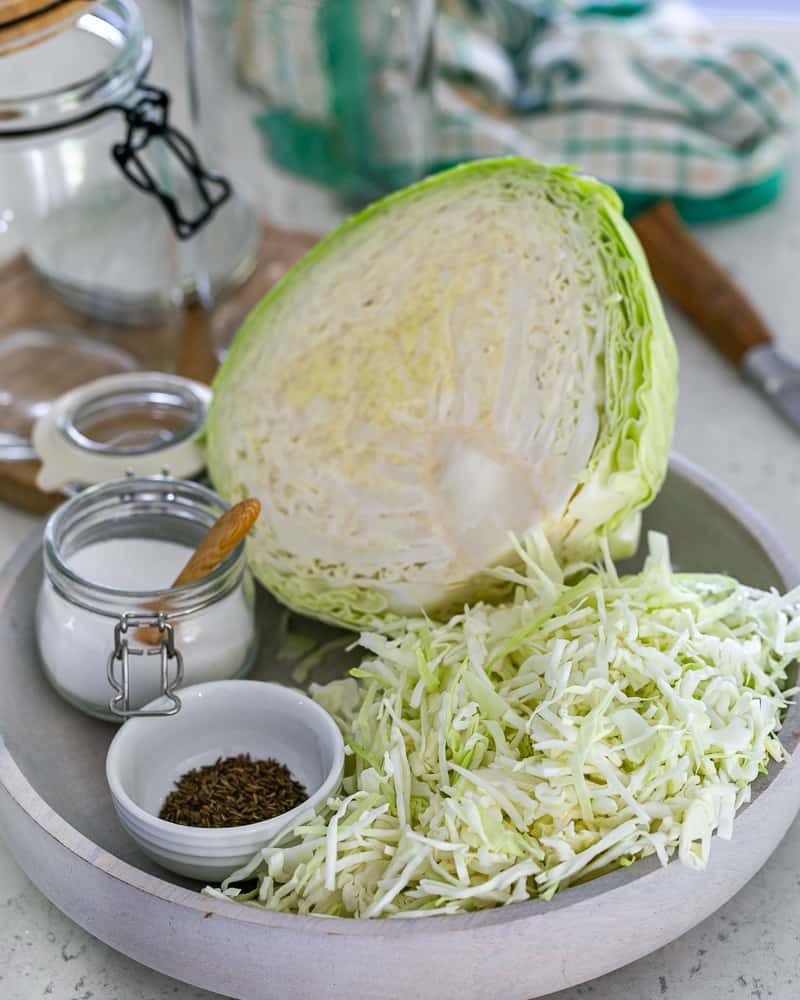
(208, 158, 677, 629)
(205, 533, 797, 918)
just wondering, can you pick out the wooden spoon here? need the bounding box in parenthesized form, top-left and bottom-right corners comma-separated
(136, 498, 261, 645)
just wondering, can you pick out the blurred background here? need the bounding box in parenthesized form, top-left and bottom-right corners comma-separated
(699, 1, 797, 11)
(0, 0, 798, 510)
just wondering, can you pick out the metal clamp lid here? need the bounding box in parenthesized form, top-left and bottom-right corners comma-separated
(32, 371, 211, 492)
(107, 614, 184, 718)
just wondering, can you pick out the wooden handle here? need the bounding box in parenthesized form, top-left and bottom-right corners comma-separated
(631, 201, 772, 366)
(172, 497, 261, 587)
(136, 498, 261, 645)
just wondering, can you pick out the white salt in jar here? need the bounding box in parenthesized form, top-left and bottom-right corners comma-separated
(37, 477, 257, 721)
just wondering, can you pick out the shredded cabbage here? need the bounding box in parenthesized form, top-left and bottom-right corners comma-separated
(206, 533, 798, 917)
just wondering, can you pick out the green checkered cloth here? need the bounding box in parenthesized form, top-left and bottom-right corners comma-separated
(244, 0, 798, 220)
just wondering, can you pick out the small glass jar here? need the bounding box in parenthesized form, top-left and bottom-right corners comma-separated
(183, 0, 437, 355)
(186, 0, 436, 220)
(37, 476, 257, 721)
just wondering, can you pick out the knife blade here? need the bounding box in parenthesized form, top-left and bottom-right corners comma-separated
(631, 200, 800, 434)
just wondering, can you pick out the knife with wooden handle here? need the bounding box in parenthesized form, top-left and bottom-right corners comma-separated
(446, 85, 796, 426)
(631, 200, 800, 432)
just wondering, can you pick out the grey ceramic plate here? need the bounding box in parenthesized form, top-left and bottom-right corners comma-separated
(1, 453, 799, 1000)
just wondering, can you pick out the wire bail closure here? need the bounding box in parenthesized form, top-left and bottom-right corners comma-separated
(0, 83, 231, 241)
(112, 83, 231, 240)
(107, 614, 184, 718)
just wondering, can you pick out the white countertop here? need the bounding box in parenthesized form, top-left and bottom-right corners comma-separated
(3, 7, 800, 1000)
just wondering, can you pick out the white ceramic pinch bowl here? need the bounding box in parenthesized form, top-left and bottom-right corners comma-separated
(106, 680, 345, 882)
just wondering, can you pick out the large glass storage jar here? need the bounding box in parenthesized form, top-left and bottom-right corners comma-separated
(37, 476, 257, 721)
(0, 0, 249, 458)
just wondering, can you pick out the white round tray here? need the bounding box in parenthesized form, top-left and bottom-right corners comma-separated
(1, 454, 799, 1000)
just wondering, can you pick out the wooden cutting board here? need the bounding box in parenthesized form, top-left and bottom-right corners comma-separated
(0, 221, 318, 514)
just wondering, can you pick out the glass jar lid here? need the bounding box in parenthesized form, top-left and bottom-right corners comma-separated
(0, 328, 140, 461)
(0, 0, 151, 136)
(32, 371, 211, 491)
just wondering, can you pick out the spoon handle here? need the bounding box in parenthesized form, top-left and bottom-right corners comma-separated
(172, 497, 261, 587)
(136, 497, 261, 645)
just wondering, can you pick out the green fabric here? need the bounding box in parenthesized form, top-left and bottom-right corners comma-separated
(577, 2, 651, 16)
(620, 171, 786, 223)
(247, 0, 798, 220)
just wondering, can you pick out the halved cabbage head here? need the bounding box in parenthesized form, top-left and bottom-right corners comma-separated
(207, 159, 677, 628)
